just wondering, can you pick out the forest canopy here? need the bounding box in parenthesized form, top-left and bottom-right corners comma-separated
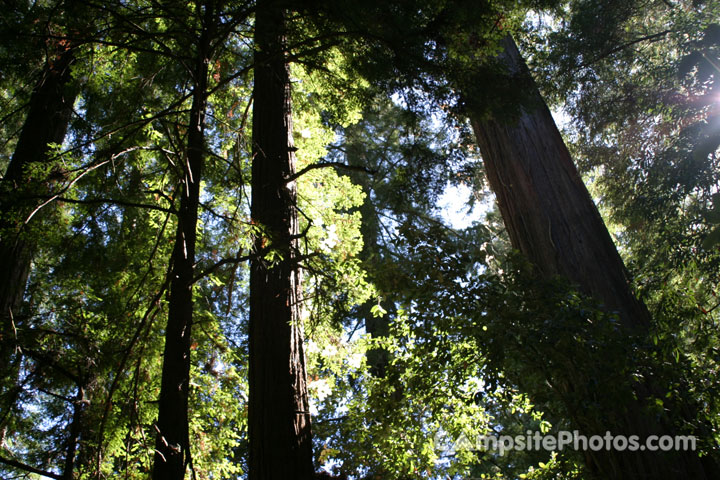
(0, 0, 719, 479)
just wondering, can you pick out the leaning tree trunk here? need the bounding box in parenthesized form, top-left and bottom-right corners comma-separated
(152, 6, 212, 479)
(470, 39, 650, 330)
(468, 36, 718, 479)
(248, 1, 314, 479)
(0, 41, 77, 370)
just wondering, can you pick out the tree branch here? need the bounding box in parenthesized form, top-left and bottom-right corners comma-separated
(23, 159, 111, 224)
(22, 347, 82, 385)
(37, 386, 73, 404)
(579, 29, 673, 69)
(285, 162, 375, 183)
(192, 251, 252, 284)
(0, 455, 62, 480)
(290, 221, 312, 240)
(24, 196, 175, 214)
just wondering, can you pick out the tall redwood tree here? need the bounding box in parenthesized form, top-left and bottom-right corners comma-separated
(469, 36, 719, 479)
(248, 0, 314, 478)
(152, 3, 213, 478)
(0, 40, 77, 366)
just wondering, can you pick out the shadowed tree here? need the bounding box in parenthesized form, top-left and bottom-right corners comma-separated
(152, 2, 214, 478)
(0, 31, 78, 372)
(247, 0, 315, 478)
(467, 36, 720, 479)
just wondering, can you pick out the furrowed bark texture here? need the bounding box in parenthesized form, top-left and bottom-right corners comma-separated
(248, 2, 314, 479)
(469, 37, 718, 479)
(470, 38, 650, 330)
(152, 6, 212, 479)
(0, 43, 76, 368)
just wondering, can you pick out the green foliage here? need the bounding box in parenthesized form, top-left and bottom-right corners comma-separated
(2, 0, 720, 478)
(702, 193, 720, 249)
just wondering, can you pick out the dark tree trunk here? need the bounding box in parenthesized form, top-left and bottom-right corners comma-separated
(0, 42, 77, 368)
(152, 5, 212, 479)
(248, 2, 314, 479)
(62, 383, 88, 480)
(0, 43, 78, 466)
(470, 38, 649, 330)
(468, 37, 718, 479)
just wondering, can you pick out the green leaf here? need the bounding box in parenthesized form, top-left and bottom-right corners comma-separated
(370, 303, 387, 318)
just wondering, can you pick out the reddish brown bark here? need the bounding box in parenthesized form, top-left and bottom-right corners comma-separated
(470, 38, 650, 330)
(469, 36, 718, 479)
(248, 1, 314, 478)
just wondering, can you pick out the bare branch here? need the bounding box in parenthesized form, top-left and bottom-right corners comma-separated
(23, 196, 175, 214)
(23, 159, 111, 224)
(579, 29, 673, 69)
(0, 455, 63, 480)
(192, 251, 252, 284)
(285, 162, 375, 184)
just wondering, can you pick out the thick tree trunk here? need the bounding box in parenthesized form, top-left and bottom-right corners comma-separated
(470, 38, 649, 330)
(152, 6, 212, 479)
(468, 37, 718, 479)
(0, 42, 77, 369)
(248, 2, 314, 479)
(0, 43, 78, 466)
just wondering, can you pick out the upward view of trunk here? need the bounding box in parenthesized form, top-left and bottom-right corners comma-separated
(248, 1, 314, 478)
(152, 5, 212, 479)
(0, 41, 77, 367)
(470, 38, 650, 330)
(468, 37, 718, 479)
(0, 41, 78, 462)
(353, 175, 390, 379)
(62, 385, 84, 480)
(62, 371, 93, 480)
